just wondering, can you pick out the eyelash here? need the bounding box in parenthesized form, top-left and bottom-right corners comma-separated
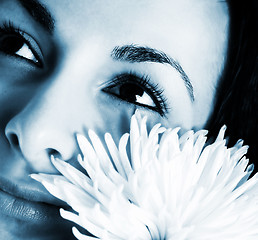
(0, 21, 42, 67)
(102, 72, 168, 116)
(0, 21, 21, 34)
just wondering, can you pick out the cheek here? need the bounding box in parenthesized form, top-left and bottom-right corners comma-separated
(0, 74, 38, 128)
(84, 91, 169, 144)
(82, 92, 135, 143)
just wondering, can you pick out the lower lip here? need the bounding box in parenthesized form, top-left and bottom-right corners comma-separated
(0, 187, 60, 224)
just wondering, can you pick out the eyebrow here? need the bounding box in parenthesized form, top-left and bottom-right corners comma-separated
(111, 45, 194, 101)
(17, 0, 54, 34)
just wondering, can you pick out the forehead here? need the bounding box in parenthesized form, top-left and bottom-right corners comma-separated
(38, 0, 228, 40)
(42, 0, 227, 19)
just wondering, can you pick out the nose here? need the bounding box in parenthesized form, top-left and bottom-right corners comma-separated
(5, 79, 80, 174)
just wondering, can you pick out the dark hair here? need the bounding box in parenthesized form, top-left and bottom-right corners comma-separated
(206, 1, 258, 173)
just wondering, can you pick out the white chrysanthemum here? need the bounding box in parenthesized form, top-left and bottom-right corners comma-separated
(31, 112, 258, 240)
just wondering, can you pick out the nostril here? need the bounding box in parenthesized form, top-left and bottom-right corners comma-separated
(8, 133, 20, 148)
(46, 148, 62, 159)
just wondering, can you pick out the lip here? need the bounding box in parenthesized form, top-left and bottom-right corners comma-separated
(0, 175, 68, 223)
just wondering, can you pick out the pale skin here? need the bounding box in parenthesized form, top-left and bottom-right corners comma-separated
(0, 0, 229, 239)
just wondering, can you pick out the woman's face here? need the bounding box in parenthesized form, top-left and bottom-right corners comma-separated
(0, 0, 229, 239)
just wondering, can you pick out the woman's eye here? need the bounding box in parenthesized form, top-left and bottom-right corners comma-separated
(0, 35, 38, 64)
(0, 32, 41, 66)
(102, 73, 168, 116)
(107, 82, 156, 107)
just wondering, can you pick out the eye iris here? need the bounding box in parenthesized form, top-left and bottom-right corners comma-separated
(120, 83, 144, 102)
(0, 35, 24, 54)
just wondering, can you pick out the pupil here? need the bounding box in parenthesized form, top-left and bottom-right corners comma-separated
(120, 83, 144, 102)
(0, 35, 24, 54)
